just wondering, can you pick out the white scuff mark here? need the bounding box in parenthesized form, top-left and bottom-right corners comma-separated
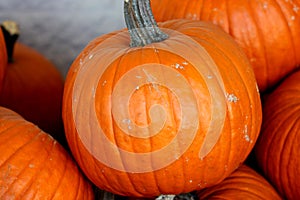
(207, 75, 213, 79)
(174, 63, 185, 70)
(136, 75, 142, 79)
(88, 54, 94, 60)
(29, 164, 35, 169)
(293, 6, 299, 13)
(263, 2, 268, 9)
(102, 80, 107, 86)
(182, 61, 188, 65)
(226, 93, 239, 103)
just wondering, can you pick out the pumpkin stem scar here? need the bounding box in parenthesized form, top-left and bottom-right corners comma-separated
(124, 0, 168, 47)
(0, 21, 19, 63)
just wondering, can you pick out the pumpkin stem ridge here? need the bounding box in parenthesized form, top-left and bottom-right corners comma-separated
(1, 20, 19, 63)
(124, 0, 168, 47)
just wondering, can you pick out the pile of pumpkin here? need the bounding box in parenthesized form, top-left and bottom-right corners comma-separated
(0, 0, 299, 199)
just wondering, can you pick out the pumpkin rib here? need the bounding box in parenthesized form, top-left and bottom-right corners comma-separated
(44, 144, 69, 199)
(109, 50, 149, 196)
(0, 129, 42, 171)
(284, 116, 300, 197)
(277, 110, 300, 196)
(11, 134, 56, 198)
(273, 0, 297, 66)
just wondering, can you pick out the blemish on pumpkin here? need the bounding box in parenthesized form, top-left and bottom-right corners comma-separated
(79, 58, 83, 66)
(207, 75, 213, 79)
(136, 86, 140, 90)
(263, 2, 268, 9)
(88, 54, 94, 60)
(189, 180, 193, 183)
(136, 75, 142, 79)
(224, 165, 228, 171)
(182, 61, 188, 65)
(293, 6, 299, 13)
(291, 16, 296, 20)
(226, 93, 239, 103)
(244, 134, 252, 143)
(102, 80, 107, 86)
(29, 164, 35, 169)
(174, 63, 185, 70)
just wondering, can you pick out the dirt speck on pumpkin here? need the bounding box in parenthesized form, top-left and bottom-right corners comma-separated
(226, 93, 238, 103)
(29, 164, 35, 169)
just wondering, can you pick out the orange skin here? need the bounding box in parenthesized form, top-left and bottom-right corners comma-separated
(0, 43, 65, 143)
(197, 165, 282, 199)
(150, 0, 300, 92)
(0, 106, 94, 199)
(63, 19, 262, 197)
(255, 69, 300, 200)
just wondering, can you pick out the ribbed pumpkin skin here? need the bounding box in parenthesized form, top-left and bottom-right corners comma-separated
(197, 165, 282, 199)
(0, 43, 65, 142)
(255, 70, 300, 199)
(0, 30, 7, 93)
(150, 0, 300, 92)
(0, 107, 94, 199)
(63, 19, 262, 197)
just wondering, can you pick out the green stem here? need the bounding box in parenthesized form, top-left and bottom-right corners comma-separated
(0, 20, 19, 63)
(124, 0, 168, 47)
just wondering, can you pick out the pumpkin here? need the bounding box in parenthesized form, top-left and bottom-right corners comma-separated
(197, 165, 282, 199)
(0, 21, 65, 143)
(0, 106, 94, 199)
(0, 24, 7, 93)
(150, 0, 300, 92)
(62, 0, 262, 197)
(254, 69, 300, 199)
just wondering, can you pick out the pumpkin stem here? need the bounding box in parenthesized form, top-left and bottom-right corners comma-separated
(124, 0, 168, 47)
(0, 20, 19, 63)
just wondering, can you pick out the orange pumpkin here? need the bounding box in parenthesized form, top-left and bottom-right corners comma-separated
(0, 106, 94, 199)
(63, 0, 262, 197)
(197, 165, 282, 199)
(150, 0, 300, 92)
(0, 24, 7, 93)
(255, 69, 300, 199)
(0, 21, 65, 142)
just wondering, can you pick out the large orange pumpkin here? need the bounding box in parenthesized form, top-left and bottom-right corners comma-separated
(63, 0, 262, 197)
(254, 69, 300, 199)
(0, 24, 7, 93)
(0, 21, 65, 142)
(0, 106, 94, 199)
(150, 0, 300, 92)
(197, 165, 282, 199)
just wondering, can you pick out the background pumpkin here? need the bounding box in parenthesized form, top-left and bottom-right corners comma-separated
(0, 106, 94, 199)
(197, 164, 282, 199)
(254, 69, 300, 200)
(150, 0, 300, 92)
(63, 0, 262, 197)
(0, 21, 65, 144)
(0, 24, 7, 93)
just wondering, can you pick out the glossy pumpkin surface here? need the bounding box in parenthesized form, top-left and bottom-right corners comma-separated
(150, 0, 300, 92)
(197, 165, 282, 199)
(0, 42, 65, 141)
(255, 69, 300, 199)
(62, 0, 262, 197)
(0, 106, 94, 199)
(63, 20, 262, 198)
